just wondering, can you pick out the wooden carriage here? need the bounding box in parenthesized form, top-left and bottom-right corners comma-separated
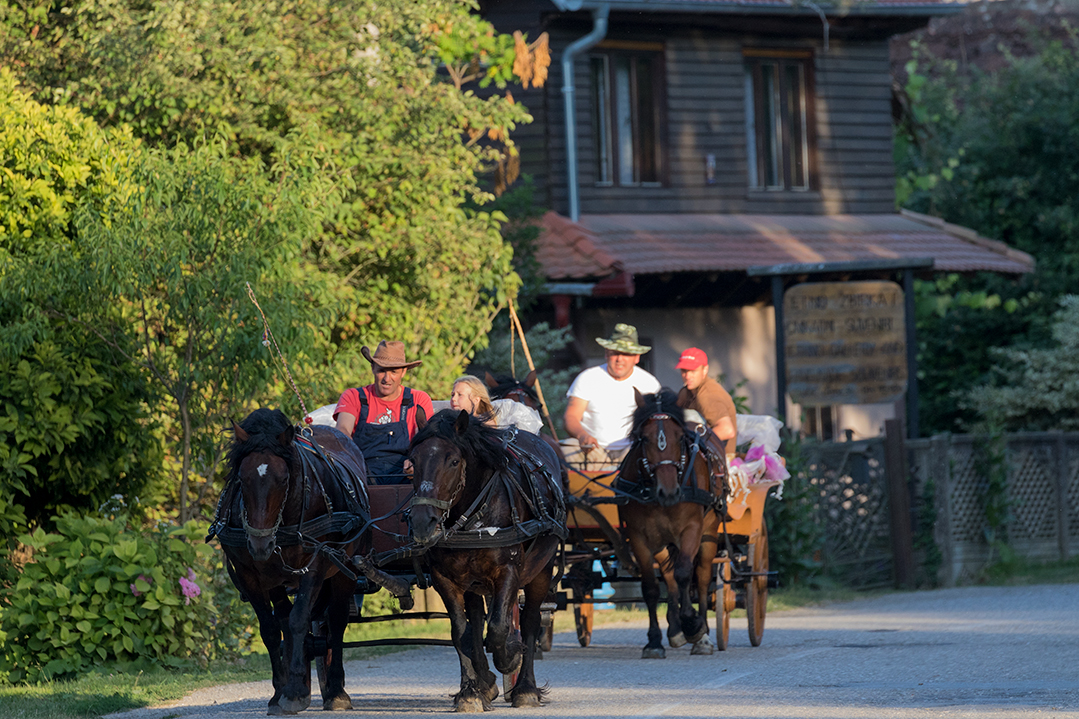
(561, 455, 778, 650)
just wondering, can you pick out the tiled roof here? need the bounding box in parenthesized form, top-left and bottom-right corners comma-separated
(536, 210, 1034, 280)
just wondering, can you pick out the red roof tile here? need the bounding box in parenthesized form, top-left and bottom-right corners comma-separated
(536, 210, 1034, 280)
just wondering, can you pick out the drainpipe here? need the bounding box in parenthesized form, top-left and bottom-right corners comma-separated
(560, 3, 609, 221)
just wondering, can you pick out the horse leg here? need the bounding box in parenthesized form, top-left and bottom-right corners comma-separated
(510, 560, 553, 708)
(281, 575, 324, 714)
(675, 527, 707, 646)
(691, 528, 720, 656)
(628, 533, 665, 659)
(464, 592, 498, 703)
(434, 573, 489, 713)
(658, 549, 687, 649)
(486, 567, 525, 677)
(319, 574, 354, 711)
(248, 592, 286, 716)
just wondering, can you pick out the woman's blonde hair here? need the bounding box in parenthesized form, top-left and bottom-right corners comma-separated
(452, 375, 495, 417)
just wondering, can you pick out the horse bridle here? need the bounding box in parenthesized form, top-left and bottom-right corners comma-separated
(240, 469, 291, 541)
(409, 452, 467, 543)
(636, 412, 688, 481)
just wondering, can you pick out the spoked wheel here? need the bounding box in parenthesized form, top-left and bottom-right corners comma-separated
(715, 561, 734, 651)
(746, 518, 769, 647)
(574, 591, 594, 647)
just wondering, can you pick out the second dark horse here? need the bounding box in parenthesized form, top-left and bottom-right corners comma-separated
(409, 410, 567, 711)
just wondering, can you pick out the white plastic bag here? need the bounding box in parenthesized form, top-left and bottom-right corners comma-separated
(735, 414, 783, 454)
(305, 404, 338, 427)
(491, 399, 543, 434)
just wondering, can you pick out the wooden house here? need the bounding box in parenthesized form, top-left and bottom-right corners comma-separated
(483, 0, 1033, 439)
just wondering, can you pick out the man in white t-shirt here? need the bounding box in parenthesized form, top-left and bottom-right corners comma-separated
(563, 323, 661, 465)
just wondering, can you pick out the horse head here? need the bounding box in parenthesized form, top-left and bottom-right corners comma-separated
(631, 388, 688, 507)
(408, 409, 472, 546)
(486, 369, 541, 411)
(230, 409, 296, 562)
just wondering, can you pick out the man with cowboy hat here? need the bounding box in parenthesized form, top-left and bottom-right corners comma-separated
(563, 323, 661, 464)
(334, 340, 435, 484)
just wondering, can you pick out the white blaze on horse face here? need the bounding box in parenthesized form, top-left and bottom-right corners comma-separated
(257, 463, 268, 477)
(420, 480, 434, 493)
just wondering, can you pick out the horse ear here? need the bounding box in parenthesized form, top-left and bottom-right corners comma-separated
(484, 371, 498, 389)
(233, 421, 249, 443)
(634, 388, 646, 408)
(277, 424, 296, 446)
(416, 406, 428, 430)
(455, 409, 470, 434)
(524, 369, 538, 388)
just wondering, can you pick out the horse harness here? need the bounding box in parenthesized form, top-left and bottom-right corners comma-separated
(379, 428, 567, 565)
(619, 401, 729, 515)
(208, 428, 372, 579)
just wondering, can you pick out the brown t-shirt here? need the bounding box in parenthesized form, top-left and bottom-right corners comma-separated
(677, 377, 738, 456)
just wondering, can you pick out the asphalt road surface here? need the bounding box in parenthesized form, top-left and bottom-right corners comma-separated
(107, 584, 1079, 719)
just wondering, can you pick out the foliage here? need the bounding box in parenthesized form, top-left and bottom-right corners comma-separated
(912, 472, 942, 588)
(0, 69, 161, 529)
(1, 0, 541, 399)
(764, 433, 824, 587)
(70, 141, 331, 522)
(896, 35, 1079, 433)
(972, 428, 1012, 566)
(0, 512, 220, 683)
(468, 320, 576, 434)
(964, 295, 1079, 431)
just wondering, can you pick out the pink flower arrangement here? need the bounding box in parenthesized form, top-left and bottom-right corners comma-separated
(744, 445, 766, 462)
(130, 574, 151, 596)
(178, 568, 201, 605)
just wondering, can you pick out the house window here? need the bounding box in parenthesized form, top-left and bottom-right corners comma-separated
(744, 50, 816, 190)
(590, 44, 665, 186)
(802, 405, 836, 441)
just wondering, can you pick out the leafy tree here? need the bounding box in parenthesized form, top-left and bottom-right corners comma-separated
(0, 69, 161, 528)
(1, 0, 545, 397)
(73, 141, 332, 521)
(964, 295, 1079, 431)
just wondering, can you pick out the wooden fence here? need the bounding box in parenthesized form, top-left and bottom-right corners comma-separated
(803, 428, 1079, 587)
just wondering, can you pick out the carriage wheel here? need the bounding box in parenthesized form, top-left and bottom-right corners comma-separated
(573, 592, 594, 647)
(540, 621, 554, 652)
(746, 518, 769, 647)
(715, 561, 733, 651)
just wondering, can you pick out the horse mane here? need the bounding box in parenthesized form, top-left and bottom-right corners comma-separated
(226, 408, 295, 475)
(630, 389, 685, 437)
(410, 409, 509, 473)
(488, 374, 539, 404)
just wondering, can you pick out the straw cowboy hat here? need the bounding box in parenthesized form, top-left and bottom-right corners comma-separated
(595, 323, 651, 355)
(361, 341, 423, 370)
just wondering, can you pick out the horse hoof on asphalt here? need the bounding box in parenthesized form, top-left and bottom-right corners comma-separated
(323, 693, 353, 711)
(642, 646, 666, 659)
(280, 695, 311, 714)
(454, 695, 488, 713)
(687, 626, 708, 645)
(668, 631, 686, 648)
(691, 636, 715, 655)
(512, 689, 545, 708)
(267, 705, 284, 716)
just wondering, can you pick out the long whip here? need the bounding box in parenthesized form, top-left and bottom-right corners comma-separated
(246, 282, 310, 420)
(508, 299, 560, 441)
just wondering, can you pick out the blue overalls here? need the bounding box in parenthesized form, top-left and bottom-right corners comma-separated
(353, 387, 415, 485)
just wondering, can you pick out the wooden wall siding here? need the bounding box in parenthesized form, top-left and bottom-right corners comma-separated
(484, 7, 898, 216)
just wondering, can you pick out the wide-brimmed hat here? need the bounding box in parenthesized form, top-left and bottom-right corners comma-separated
(361, 341, 422, 370)
(596, 323, 650, 355)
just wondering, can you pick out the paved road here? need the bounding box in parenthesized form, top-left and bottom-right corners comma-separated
(107, 585, 1079, 719)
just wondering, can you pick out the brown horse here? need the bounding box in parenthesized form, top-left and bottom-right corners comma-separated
(212, 408, 370, 715)
(618, 389, 729, 659)
(409, 410, 566, 711)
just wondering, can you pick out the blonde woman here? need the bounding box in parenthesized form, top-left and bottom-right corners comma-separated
(450, 375, 496, 422)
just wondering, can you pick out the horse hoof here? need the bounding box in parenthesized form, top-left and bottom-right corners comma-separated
(687, 626, 708, 645)
(512, 691, 543, 708)
(280, 695, 311, 714)
(323, 693, 353, 711)
(454, 695, 487, 713)
(691, 636, 715, 655)
(267, 705, 285, 716)
(668, 631, 686, 648)
(642, 646, 666, 659)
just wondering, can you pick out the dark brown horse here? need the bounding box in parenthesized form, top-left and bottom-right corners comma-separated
(618, 389, 729, 659)
(211, 408, 371, 715)
(409, 410, 567, 711)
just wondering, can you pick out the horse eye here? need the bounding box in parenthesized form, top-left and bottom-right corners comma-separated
(451, 459, 460, 467)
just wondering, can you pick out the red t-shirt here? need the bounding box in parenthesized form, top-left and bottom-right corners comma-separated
(333, 386, 434, 439)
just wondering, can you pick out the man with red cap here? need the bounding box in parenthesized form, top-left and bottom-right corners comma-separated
(334, 340, 435, 484)
(675, 348, 738, 457)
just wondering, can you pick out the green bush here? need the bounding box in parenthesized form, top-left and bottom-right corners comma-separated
(0, 512, 225, 683)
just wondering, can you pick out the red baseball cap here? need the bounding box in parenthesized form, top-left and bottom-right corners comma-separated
(675, 347, 708, 370)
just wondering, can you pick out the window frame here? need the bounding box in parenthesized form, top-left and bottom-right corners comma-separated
(743, 48, 819, 192)
(589, 40, 669, 188)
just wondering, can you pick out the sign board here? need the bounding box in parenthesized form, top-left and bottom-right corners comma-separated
(784, 281, 907, 406)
